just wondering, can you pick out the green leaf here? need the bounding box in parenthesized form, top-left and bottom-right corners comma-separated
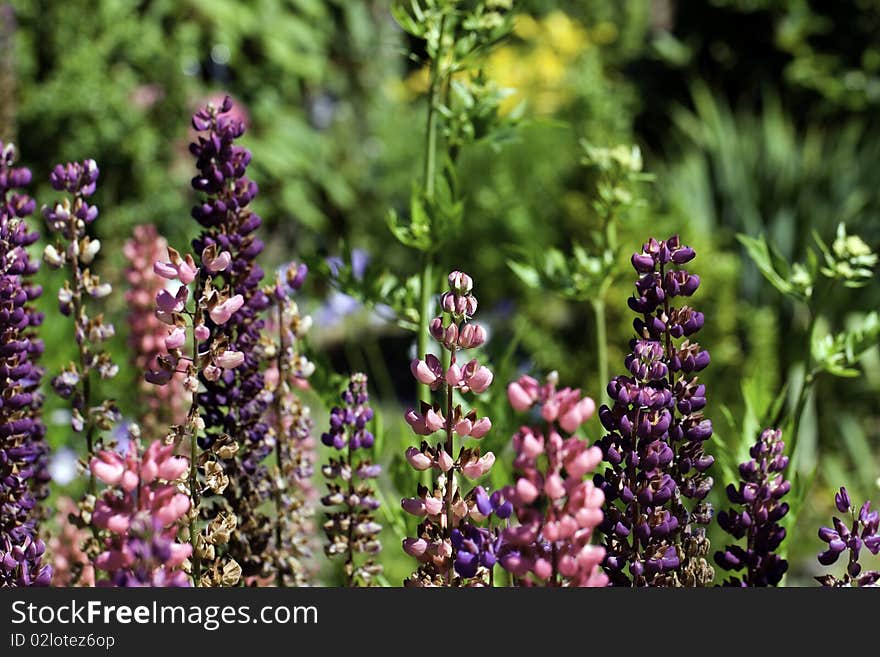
(390, 0, 427, 37)
(507, 259, 541, 289)
(737, 233, 796, 297)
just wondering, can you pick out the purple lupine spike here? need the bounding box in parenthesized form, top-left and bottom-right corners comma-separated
(816, 487, 880, 587)
(715, 428, 790, 586)
(0, 142, 51, 587)
(188, 96, 272, 580)
(595, 235, 715, 587)
(321, 374, 382, 586)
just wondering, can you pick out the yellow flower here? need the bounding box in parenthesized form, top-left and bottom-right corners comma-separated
(542, 10, 588, 58)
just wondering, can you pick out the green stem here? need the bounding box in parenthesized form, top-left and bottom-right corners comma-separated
(788, 369, 815, 469)
(69, 247, 96, 496)
(444, 378, 455, 585)
(344, 429, 356, 587)
(591, 298, 608, 404)
(417, 255, 434, 403)
(415, 13, 446, 403)
(188, 309, 202, 587)
(422, 13, 446, 202)
(363, 337, 395, 405)
(274, 303, 285, 587)
(788, 312, 819, 467)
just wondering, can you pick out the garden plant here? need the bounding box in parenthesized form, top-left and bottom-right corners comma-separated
(1, 0, 879, 588)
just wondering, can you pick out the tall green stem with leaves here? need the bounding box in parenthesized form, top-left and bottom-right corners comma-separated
(415, 9, 445, 404)
(740, 224, 878, 475)
(509, 143, 649, 403)
(738, 224, 878, 536)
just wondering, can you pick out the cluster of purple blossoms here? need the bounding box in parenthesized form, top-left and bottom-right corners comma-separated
(816, 487, 880, 587)
(321, 374, 382, 586)
(595, 235, 715, 586)
(715, 428, 790, 586)
(189, 97, 272, 579)
(0, 142, 51, 587)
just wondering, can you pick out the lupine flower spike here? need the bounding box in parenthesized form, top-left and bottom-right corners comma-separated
(189, 96, 272, 582)
(403, 271, 496, 586)
(123, 225, 186, 435)
(42, 158, 120, 493)
(501, 372, 607, 587)
(48, 498, 95, 586)
(321, 374, 382, 586)
(595, 235, 715, 586)
(145, 230, 245, 587)
(0, 142, 52, 587)
(815, 487, 880, 587)
(89, 433, 192, 586)
(261, 262, 317, 586)
(715, 428, 790, 586)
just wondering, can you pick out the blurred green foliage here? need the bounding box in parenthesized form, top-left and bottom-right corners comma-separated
(8, 0, 879, 584)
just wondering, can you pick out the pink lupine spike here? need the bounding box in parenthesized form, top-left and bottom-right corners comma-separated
(458, 323, 486, 349)
(89, 439, 191, 586)
(105, 514, 131, 534)
(515, 477, 539, 504)
(466, 366, 493, 394)
(424, 409, 444, 432)
(521, 430, 544, 458)
(533, 558, 553, 580)
(541, 399, 560, 423)
(167, 543, 193, 568)
(545, 473, 565, 500)
(94, 550, 126, 572)
(502, 371, 606, 586)
(120, 470, 139, 493)
(402, 271, 495, 585)
(462, 452, 495, 480)
(565, 445, 603, 479)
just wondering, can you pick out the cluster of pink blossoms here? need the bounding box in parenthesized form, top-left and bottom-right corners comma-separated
(89, 440, 191, 586)
(402, 271, 497, 586)
(123, 225, 186, 432)
(145, 244, 244, 386)
(501, 373, 608, 587)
